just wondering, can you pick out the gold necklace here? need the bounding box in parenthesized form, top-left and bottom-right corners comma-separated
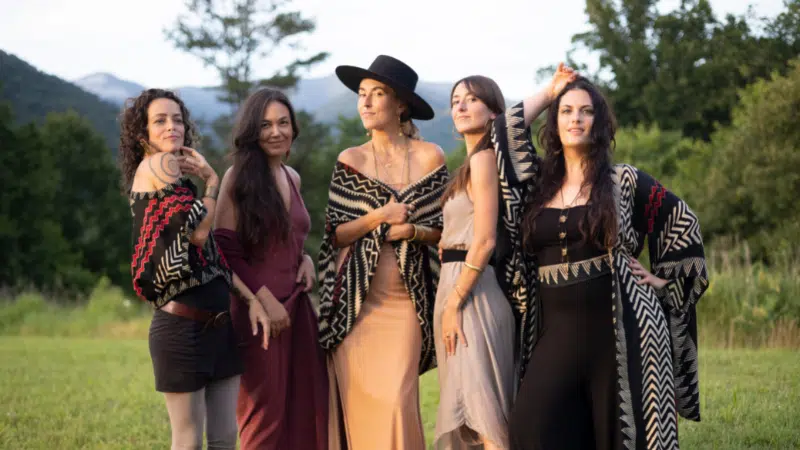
(558, 185, 586, 262)
(371, 140, 409, 188)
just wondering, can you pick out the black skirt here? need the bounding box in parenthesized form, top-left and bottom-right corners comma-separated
(148, 278, 243, 393)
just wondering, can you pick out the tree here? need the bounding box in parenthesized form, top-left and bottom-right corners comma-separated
(39, 112, 132, 290)
(681, 59, 800, 260)
(0, 102, 132, 295)
(567, 0, 800, 140)
(165, 0, 328, 111)
(0, 104, 85, 292)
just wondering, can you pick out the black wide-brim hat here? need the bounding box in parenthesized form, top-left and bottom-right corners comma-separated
(335, 55, 435, 121)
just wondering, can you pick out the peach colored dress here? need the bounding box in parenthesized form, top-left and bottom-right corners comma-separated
(331, 242, 426, 450)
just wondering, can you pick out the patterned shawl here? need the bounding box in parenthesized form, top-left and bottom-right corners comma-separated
(317, 161, 448, 373)
(129, 177, 232, 307)
(492, 103, 710, 449)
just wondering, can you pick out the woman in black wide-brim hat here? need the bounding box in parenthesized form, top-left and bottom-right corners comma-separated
(317, 55, 448, 449)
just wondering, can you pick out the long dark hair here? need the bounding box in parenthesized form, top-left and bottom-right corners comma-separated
(441, 75, 505, 204)
(118, 89, 196, 193)
(230, 88, 300, 257)
(522, 77, 618, 250)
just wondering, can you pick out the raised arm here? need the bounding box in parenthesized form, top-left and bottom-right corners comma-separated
(522, 63, 578, 128)
(170, 147, 220, 248)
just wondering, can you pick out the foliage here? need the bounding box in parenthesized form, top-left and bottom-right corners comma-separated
(681, 60, 800, 260)
(560, 0, 800, 140)
(0, 104, 129, 296)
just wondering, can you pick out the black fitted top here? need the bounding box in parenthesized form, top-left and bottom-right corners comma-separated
(528, 206, 607, 265)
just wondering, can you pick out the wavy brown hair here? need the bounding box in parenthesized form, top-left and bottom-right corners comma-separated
(230, 88, 300, 258)
(441, 76, 505, 205)
(118, 89, 196, 193)
(522, 77, 618, 251)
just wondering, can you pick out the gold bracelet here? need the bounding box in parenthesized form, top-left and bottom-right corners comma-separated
(410, 224, 419, 241)
(203, 184, 219, 201)
(464, 261, 483, 273)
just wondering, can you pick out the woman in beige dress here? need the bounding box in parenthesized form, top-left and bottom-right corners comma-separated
(434, 68, 579, 450)
(317, 55, 448, 449)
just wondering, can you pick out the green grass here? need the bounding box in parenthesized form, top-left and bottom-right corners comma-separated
(0, 338, 798, 449)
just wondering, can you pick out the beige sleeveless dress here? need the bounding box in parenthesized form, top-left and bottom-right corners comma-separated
(434, 191, 516, 449)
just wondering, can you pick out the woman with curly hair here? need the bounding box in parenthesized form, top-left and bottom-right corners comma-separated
(213, 88, 328, 449)
(120, 88, 270, 450)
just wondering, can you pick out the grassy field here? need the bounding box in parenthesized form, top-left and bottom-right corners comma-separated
(1, 337, 798, 449)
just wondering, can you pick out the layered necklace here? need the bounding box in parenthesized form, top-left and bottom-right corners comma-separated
(557, 185, 587, 263)
(371, 140, 410, 190)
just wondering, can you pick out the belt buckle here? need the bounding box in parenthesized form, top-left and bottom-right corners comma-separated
(202, 312, 229, 332)
(212, 311, 229, 328)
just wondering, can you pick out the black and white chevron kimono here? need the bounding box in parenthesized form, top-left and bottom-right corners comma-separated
(491, 102, 709, 449)
(317, 161, 448, 374)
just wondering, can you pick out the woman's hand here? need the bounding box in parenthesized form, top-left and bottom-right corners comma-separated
(628, 257, 669, 290)
(379, 198, 414, 225)
(247, 300, 271, 350)
(386, 224, 414, 242)
(547, 62, 579, 101)
(441, 292, 468, 357)
(296, 253, 316, 292)
(262, 296, 291, 337)
(177, 146, 217, 183)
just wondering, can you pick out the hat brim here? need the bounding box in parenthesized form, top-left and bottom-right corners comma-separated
(335, 65, 435, 121)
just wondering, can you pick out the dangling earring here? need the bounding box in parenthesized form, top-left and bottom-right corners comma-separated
(140, 139, 155, 155)
(366, 129, 372, 137)
(397, 116, 404, 137)
(452, 126, 464, 141)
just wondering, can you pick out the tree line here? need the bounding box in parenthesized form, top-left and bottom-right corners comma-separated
(0, 0, 797, 298)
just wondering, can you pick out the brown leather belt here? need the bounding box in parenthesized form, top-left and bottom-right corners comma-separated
(160, 301, 230, 331)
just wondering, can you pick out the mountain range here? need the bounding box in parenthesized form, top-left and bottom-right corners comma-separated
(73, 72, 463, 151)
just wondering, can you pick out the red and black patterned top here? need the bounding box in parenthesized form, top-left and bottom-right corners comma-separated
(129, 177, 232, 308)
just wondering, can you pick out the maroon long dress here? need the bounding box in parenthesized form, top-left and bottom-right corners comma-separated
(214, 166, 328, 450)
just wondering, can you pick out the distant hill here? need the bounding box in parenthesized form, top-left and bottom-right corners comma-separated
(75, 72, 464, 151)
(0, 49, 487, 153)
(0, 50, 121, 150)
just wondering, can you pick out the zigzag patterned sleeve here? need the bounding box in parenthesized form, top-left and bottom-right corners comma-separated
(632, 168, 710, 315)
(130, 184, 207, 303)
(491, 102, 541, 186)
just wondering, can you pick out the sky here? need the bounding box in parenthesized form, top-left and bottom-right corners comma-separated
(0, 0, 788, 99)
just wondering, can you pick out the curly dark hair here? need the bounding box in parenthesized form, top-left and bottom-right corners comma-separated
(522, 77, 618, 251)
(118, 89, 196, 193)
(229, 88, 300, 258)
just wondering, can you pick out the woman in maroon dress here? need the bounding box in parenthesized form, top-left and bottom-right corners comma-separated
(213, 88, 328, 449)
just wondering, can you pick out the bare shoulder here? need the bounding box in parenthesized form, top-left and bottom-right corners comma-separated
(219, 166, 236, 192)
(139, 152, 181, 190)
(337, 144, 368, 170)
(469, 149, 499, 181)
(470, 148, 497, 168)
(284, 164, 301, 188)
(411, 140, 446, 172)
